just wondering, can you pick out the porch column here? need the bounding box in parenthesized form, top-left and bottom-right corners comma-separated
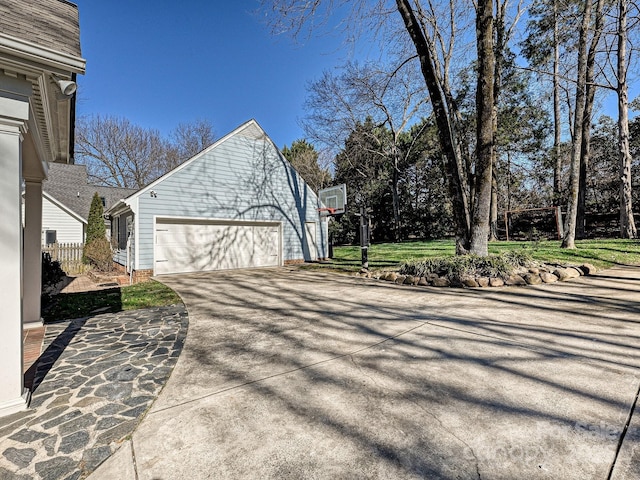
(23, 179, 43, 327)
(0, 74, 32, 417)
(0, 119, 30, 416)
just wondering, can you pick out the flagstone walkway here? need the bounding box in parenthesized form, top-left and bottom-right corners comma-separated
(1, 304, 188, 480)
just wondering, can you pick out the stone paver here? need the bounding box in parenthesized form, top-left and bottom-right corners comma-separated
(0, 305, 188, 480)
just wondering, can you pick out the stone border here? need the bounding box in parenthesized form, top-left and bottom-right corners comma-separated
(356, 263, 598, 288)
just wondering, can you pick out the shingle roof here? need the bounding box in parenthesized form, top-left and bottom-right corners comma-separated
(0, 0, 81, 58)
(44, 163, 138, 222)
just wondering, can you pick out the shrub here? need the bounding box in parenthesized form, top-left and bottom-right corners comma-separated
(399, 251, 535, 280)
(42, 252, 65, 289)
(83, 237, 113, 272)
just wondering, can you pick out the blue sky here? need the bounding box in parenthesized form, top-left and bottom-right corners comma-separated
(73, 1, 351, 148)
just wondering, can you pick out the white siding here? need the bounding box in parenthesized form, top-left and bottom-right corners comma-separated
(134, 126, 326, 271)
(41, 196, 84, 244)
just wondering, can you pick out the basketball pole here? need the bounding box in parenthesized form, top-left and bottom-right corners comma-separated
(360, 205, 369, 271)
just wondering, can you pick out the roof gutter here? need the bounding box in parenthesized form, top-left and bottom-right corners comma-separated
(0, 33, 86, 74)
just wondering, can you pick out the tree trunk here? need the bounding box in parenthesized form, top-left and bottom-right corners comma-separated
(469, 0, 495, 256)
(576, 0, 604, 240)
(391, 147, 401, 241)
(489, 1, 506, 243)
(490, 169, 499, 241)
(395, 0, 471, 253)
(562, 0, 592, 249)
(552, 0, 563, 205)
(618, 0, 637, 238)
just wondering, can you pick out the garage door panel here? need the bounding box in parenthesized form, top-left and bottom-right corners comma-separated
(155, 220, 280, 274)
(253, 227, 280, 266)
(156, 224, 244, 247)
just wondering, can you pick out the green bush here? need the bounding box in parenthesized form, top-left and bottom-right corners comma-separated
(83, 237, 113, 272)
(399, 251, 535, 279)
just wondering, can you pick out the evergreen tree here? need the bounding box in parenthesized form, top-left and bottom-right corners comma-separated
(86, 192, 106, 244)
(83, 192, 110, 269)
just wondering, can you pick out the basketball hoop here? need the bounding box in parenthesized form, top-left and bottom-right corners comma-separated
(318, 184, 347, 216)
(318, 207, 337, 216)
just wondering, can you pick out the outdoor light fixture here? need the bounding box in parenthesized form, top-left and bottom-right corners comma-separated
(51, 74, 77, 96)
(150, 190, 157, 198)
(57, 80, 76, 96)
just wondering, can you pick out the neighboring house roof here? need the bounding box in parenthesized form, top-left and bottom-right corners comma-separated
(0, 0, 81, 58)
(43, 191, 86, 224)
(44, 162, 138, 222)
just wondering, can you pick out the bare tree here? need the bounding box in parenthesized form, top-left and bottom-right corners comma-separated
(617, 0, 637, 238)
(303, 59, 429, 240)
(562, 0, 593, 249)
(76, 115, 169, 188)
(76, 115, 216, 189)
(395, 0, 473, 252)
(165, 119, 216, 170)
(470, 0, 496, 255)
(281, 139, 332, 192)
(576, 0, 606, 238)
(489, 0, 524, 240)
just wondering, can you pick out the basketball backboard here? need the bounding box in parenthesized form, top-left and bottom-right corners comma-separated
(318, 184, 347, 216)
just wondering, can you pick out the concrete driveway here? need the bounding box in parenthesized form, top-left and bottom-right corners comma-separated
(90, 266, 640, 479)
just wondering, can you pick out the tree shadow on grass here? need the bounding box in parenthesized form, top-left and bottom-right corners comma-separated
(42, 287, 123, 324)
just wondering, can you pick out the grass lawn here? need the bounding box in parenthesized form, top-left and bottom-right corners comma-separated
(43, 279, 182, 323)
(304, 239, 640, 274)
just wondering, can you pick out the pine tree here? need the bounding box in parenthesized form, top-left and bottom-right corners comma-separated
(86, 192, 106, 244)
(83, 192, 109, 266)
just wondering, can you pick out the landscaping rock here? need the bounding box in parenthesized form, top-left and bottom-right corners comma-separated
(528, 267, 540, 274)
(432, 277, 451, 287)
(395, 275, 407, 285)
(386, 272, 398, 282)
(477, 277, 490, 287)
(565, 268, 582, 279)
(489, 277, 504, 287)
(417, 277, 428, 286)
(540, 272, 558, 283)
(426, 273, 439, 282)
(553, 268, 570, 281)
(404, 275, 416, 285)
(580, 263, 597, 275)
(524, 273, 542, 285)
(461, 277, 479, 288)
(505, 274, 527, 286)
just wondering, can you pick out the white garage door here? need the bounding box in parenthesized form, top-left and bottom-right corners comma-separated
(155, 219, 281, 275)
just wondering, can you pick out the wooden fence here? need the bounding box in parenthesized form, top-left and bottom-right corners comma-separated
(43, 243, 87, 275)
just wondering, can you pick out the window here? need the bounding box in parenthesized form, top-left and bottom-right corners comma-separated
(100, 197, 106, 207)
(45, 230, 57, 245)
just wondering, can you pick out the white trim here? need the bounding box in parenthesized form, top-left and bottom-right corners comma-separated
(43, 191, 87, 224)
(152, 215, 283, 276)
(105, 198, 133, 217)
(0, 33, 86, 73)
(133, 196, 140, 271)
(119, 119, 319, 208)
(0, 389, 30, 417)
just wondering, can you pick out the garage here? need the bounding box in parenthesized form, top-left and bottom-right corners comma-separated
(107, 120, 327, 278)
(154, 218, 281, 275)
